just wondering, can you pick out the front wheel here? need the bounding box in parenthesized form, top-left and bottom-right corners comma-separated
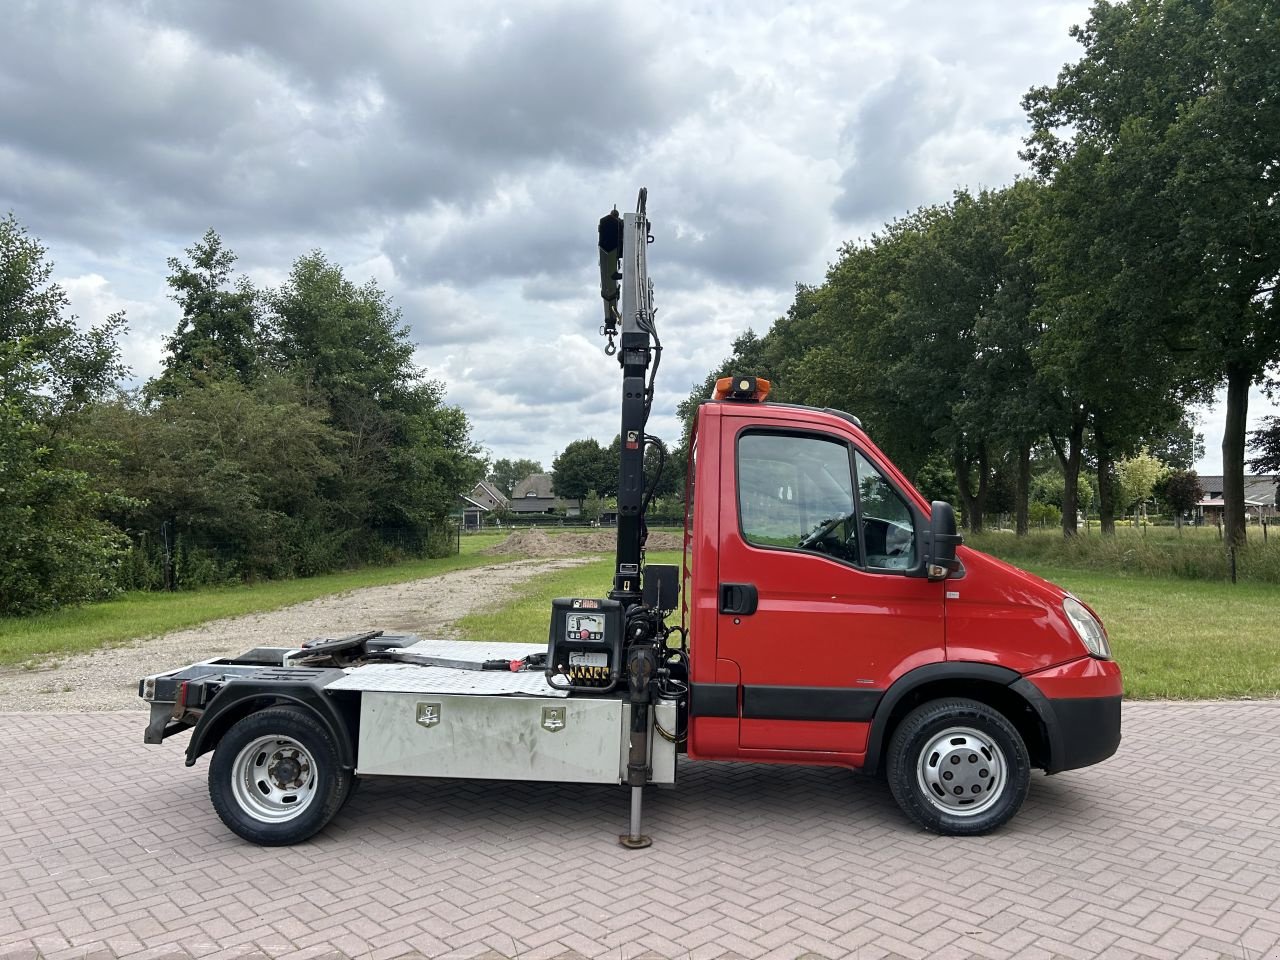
(886, 698, 1030, 835)
(209, 707, 351, 845)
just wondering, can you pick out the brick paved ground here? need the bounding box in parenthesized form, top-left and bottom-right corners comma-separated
(0, 703, 1277, 960)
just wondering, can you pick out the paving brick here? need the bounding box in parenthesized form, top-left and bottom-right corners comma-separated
(1, 705, 1278, 959)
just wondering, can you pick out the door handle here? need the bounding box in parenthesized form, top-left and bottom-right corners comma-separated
(719, 582, 758, 615)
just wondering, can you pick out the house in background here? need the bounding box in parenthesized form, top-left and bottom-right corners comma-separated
(458, 479, 508, 530)
(510, 473, 580, 517)
(1195, 474, 1278, 524)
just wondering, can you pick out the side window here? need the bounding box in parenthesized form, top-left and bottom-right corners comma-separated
(738, 432, 857, 563)
(854, 451, 917, 570)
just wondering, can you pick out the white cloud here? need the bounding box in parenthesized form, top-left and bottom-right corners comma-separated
(19, 0, 1259, 476)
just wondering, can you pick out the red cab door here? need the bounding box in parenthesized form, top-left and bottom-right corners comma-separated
(716, 415, 945, 757)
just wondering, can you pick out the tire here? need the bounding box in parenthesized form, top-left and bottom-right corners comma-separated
(209, 707, 351, 846)
(886, 698, 1030, 836)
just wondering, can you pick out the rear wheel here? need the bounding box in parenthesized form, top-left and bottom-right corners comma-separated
(209, 707, 351, 845)
(886, 698, 1030, 835)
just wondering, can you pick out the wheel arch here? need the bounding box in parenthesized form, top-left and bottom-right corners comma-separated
(864, 663, 1049, 775)
(185, 684, 357, 770)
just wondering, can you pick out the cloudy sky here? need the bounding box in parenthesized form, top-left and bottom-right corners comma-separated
(2, 0, 1273, 476)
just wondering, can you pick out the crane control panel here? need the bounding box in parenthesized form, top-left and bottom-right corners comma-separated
(546, 597, 624, 690)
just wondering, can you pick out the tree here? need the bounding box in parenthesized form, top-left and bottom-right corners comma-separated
(151, 229, 260, 396)
(1024, 0, 1280, 547)
(489, 457, 543, 498)
(1157, 468, 1204, 531)
(0, 214, 129, 613)
(913, 454, 959, 507)
(83, 378, 343, 582)
(581, 489, 608, 523)
(551, 439, 610, 509)
(1115, 449, 1167, 523)
(267, 251, 417, 409)
(901, 186, 1046, 533)
(0, 214, 127, 428)
(1030, 469, 1095, 518)
(1248, 417, 1280, 473)
(266, 252, 483, 555)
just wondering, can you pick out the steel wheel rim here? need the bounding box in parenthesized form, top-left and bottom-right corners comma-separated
(917, 725, 1006, 817)
(230, 735, 318, 823)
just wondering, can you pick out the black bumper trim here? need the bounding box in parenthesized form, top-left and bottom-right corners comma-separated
(689, 683, 883, 722)
(1011, 679, 1121, 773)
(742, 685, 881, 722)
(689, 683, 737, 718)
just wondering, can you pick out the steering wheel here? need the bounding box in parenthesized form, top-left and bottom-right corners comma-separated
(798, 514, 848, 550)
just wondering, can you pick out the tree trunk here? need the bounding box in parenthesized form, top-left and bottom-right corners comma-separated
(1053, 413, 1085, 538)
(1222, 364, 1250, 549)
(973, 442, 989, 534)
(1096, 445, 1116, 536)
(953, 448, 975, 533)
(1015, 438, 1030, 537)
(953, 443, 990, 534)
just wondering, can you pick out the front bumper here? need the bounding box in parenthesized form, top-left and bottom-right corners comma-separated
(1013, 657, 1122, 774)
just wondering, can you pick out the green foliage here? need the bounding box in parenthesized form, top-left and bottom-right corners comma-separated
(967, 527, 1280, 585)
(267, 251, 414, 405)
(265, 251, 484, 547)
(551, 438, 610, 506)
(1156, 468, 1204, 527)
(1027, 501, 1062, 527)
(912, 454, 959, 506)
(80, 377, 343, 581)
(1030, 470, 1095, 512)
(0, 214, 130, 615)
(150, 229, 260, 397)
(1248, 417, 1280, 473)
(1023, 0, 1280, 546)
(581, 488, 608, 522)
(0, 394, 129, 614)
(1115, 448, 1167, 513)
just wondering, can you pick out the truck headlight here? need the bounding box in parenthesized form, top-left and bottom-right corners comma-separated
(1063, 597, 1111, 659)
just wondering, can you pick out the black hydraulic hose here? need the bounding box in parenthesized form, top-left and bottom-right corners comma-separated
(639, 435, 667, 516)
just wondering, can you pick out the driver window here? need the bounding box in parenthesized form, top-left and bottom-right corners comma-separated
(738, 432, 856, 561)
(854, 451, 917, 570)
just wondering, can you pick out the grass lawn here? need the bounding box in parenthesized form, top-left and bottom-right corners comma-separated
(0, 532, 509, 668)
(457, 551, 1279, 700)
(457, 551, 682, 646)
(1015, 563, 1279, 699)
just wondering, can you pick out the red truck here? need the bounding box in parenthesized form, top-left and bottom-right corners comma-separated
(140, 191, 1120, 846)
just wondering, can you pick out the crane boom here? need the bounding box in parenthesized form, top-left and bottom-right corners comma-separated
(599, 189, 659, 608)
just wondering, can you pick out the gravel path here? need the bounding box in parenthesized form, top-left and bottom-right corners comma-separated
(0, 557, 591, 713)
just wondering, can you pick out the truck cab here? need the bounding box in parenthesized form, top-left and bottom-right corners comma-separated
(680, 378, 1122, 834)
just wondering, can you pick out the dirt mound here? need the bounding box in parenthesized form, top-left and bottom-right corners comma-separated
(482, 529, 683, 557)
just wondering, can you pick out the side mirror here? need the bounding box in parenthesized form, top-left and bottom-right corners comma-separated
(923, 501, 963, 581)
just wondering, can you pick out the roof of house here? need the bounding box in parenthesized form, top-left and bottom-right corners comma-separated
(472, 479, 509, 505)
(1196, 474, 1278, 505)
(512, 473, 556, 500)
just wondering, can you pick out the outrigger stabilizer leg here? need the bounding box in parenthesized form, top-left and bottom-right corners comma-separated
(620, 643, 657, 849)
